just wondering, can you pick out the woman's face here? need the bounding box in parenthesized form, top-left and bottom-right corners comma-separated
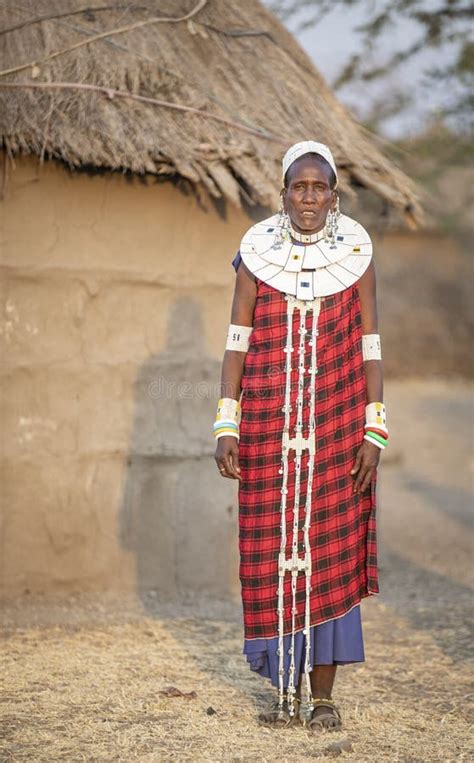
(283, 156, 336, 233)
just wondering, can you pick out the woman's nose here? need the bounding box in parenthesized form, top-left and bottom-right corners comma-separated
(302, 188, 317, 204)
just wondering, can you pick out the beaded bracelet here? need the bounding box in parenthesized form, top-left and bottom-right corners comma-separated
(364, 402, 388, 450)
(213, 420, 239, 440)
(365, 401, 386, 430)
(364, 430, 388, 450)
(213, 397, 240, 440)
(364, 426, 388, 440)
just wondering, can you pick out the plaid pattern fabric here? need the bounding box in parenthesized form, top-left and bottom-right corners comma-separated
(239, 278, 379, 640)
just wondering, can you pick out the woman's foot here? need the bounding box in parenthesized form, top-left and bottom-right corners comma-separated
(258, 696, 300, 727)
(307, 698, 342, 732)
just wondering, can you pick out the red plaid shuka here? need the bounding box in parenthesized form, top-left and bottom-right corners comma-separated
(238, 277, 379, 640)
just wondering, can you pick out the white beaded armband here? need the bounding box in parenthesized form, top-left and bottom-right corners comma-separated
(225, 323, 253, 352)
(213, 397, 241, 440)
(362, 334, 381, 361)
(365, 401, 386, 429)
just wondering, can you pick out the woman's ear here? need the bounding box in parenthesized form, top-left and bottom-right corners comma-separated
(281, 187, 286, 210)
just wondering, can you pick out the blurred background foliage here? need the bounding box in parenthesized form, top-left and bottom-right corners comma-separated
(266, 0, 473, 236)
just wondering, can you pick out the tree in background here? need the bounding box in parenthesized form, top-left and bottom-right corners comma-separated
(268, 0, 473, 133)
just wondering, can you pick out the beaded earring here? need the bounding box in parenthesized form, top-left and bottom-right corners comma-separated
(273, 195, 291, 250)
(324, 194, 341, 249)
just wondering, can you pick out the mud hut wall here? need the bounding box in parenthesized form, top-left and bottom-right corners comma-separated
(2, 157, 470, 598)
(1, 156, 247, 598)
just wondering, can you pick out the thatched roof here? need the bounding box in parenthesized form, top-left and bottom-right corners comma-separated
(0, 0, 421, 222)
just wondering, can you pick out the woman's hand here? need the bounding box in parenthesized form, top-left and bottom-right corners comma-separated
(215, 437, 242, 481)
(350, 440, 380, 493)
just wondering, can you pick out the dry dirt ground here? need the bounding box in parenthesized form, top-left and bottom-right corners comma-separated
(1, 380, 473, 762)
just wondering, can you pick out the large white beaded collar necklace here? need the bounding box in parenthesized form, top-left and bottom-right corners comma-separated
(239, 212, 373, 300)
(288, 224, 324, 244)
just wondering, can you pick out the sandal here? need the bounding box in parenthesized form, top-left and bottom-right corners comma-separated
(258, 696, 301, 728)
(307, 697, 342, 732)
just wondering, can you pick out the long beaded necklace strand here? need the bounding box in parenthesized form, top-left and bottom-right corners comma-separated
(276, 293, 321, 721)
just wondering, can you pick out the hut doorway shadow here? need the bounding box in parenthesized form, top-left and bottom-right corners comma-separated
(118, 295, 240, 611)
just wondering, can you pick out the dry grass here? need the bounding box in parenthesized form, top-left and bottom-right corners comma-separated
(1, 593, 472, 762)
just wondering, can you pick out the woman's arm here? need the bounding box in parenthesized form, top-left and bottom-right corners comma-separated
(219, 261, 257, 400)
(358, 260, 383, 404)
(351, 260, 383, 493)
(215, 261, 257, 480)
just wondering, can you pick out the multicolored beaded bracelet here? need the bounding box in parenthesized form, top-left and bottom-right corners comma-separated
(213, 420, 239, 440)
(364, 426, 389, 441)
(364, 430, 388, 450)
(364, 401, 388, 450)
(214, 397, 241, 440)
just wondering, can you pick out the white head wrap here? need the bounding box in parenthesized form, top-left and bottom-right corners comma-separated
(282, 140, 337, 186)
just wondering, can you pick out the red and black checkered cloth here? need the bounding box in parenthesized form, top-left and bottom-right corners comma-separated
(238, 278, 379, 640)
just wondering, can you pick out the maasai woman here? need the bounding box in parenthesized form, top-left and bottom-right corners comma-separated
(214, 141, 386, 731)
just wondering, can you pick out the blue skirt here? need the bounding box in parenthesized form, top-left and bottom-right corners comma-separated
(243, 604, 365, 689)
